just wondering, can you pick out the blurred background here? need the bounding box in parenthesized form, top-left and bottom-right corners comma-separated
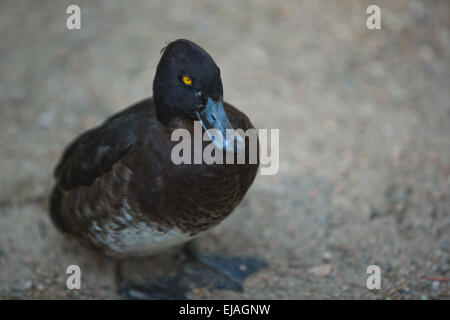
(0, 0, 449, 299)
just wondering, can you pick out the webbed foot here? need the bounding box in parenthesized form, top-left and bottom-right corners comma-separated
(115, 241, 267, 299)
(118, 277, 187, 300)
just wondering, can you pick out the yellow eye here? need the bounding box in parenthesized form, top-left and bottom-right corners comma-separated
(182, 75, 192, 86)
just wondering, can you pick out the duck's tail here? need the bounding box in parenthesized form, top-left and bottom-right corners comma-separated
(49, 185, 72, 234)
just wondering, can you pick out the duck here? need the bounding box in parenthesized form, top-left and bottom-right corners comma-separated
(49, 39, 264, 299)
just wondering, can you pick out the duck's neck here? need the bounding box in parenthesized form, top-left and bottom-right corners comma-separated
(153, 97, 181, 127)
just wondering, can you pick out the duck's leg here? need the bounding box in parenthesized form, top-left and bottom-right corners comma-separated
(178, 240, 267, 292)
(115, 259, 188, 300)
(117, 277, 187, 300)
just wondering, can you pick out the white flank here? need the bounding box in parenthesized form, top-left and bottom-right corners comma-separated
(87, 201, 197, 257)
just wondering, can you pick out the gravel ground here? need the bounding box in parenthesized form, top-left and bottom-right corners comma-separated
(0, 0, 449, 299)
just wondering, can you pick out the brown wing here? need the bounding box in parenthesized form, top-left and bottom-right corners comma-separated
(50, 99, 153, 234)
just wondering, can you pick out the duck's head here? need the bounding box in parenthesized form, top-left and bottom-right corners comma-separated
(153, 39, 239, 150)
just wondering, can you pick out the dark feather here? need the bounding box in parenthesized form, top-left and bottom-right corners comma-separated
(50, 98, 258, 255)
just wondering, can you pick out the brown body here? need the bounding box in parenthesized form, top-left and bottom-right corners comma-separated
(50, 98, 259, 257)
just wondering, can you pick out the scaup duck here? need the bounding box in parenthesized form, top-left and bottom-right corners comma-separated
(49, 39, 263, 299)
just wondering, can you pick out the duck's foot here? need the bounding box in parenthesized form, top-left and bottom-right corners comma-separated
(118, 277, 188, 300)
(179, 242, 267, 292)
(116, 242, 267, 300)
(115, 259, 188, 300)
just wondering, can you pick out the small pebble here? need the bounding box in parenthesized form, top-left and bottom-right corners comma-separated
(431, 281, 440, 291)
(322, 251, 332, 261)
(23, 280, 33, 290)
(37, 111, 53, 128)
(308, 264, 331, 277)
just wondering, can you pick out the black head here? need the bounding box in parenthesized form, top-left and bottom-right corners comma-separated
(153, 39, 223, 124)
(153, 39, 241, 151)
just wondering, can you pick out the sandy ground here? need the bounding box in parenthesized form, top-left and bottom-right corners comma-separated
(0, 0, 449, 299)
